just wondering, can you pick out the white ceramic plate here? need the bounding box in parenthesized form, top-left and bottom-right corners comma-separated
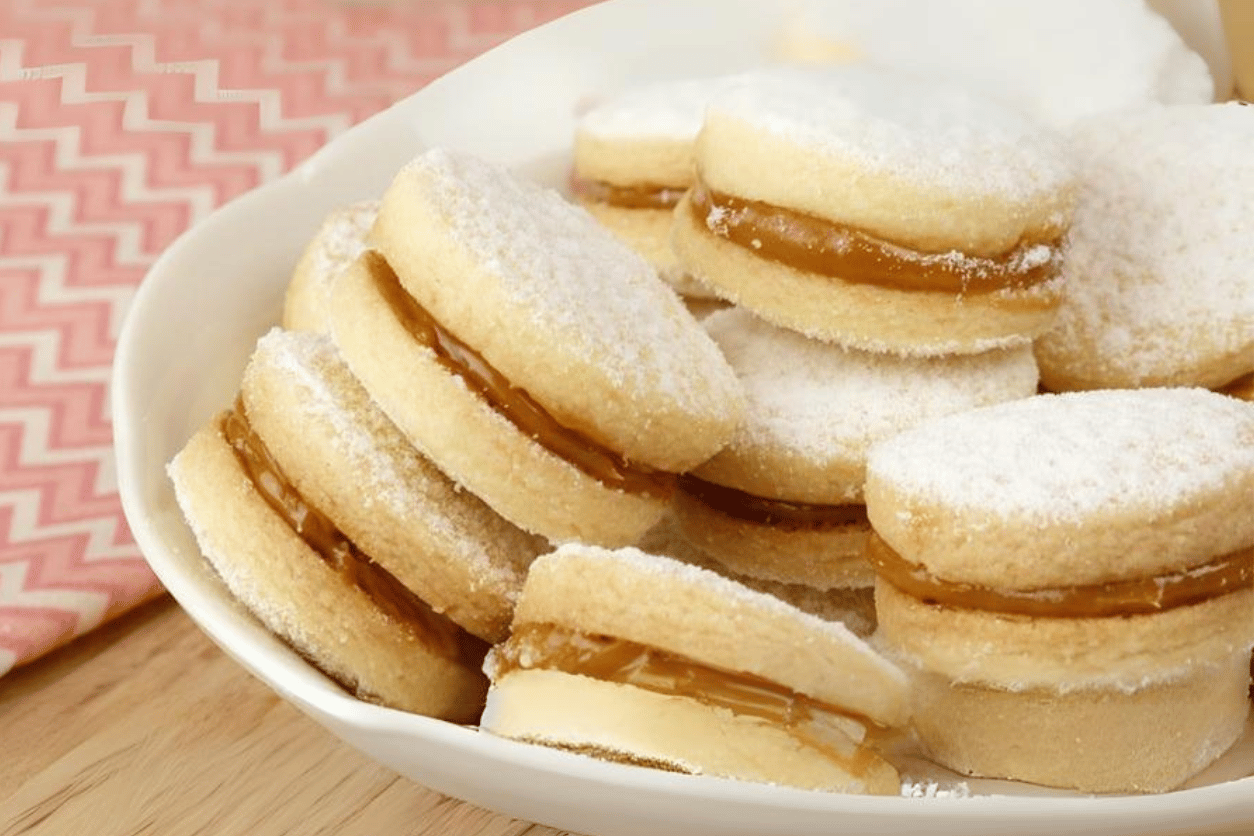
(113, 1, 1254, 834)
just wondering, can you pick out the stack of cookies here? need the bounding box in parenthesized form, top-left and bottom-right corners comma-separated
(169, 147, 749, 718)
(168, 144, 927, 793)
(166, 40, 1254, 799)
(656, 64, 1070, 636)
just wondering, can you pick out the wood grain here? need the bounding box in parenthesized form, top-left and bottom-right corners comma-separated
(0, 597, 575, 836)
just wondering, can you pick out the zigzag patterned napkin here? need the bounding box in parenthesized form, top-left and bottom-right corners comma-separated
(0, 0, 592, 677)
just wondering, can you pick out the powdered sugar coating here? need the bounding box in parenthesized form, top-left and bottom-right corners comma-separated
(285, 200, 379, 333)
(696, 307, 1038, 501)
(379, 149, 742, 468)
(1036, 104, 1254, 390)
(704, 64, 1073, 208)
(578, 75, 735, 142)
(309, 201, 378, 282)
(782, 0, 1213, 128)
(868, 388, 1254, 525)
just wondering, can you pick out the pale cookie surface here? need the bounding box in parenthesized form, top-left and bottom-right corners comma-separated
(906, 657, 1250, 794)
(514, 544, 908, 727)
(696, 65, 1075, 255)
(371, 148, 742, 471)
(692, 307, 1039, 503)
(865, 388, 1254, 589)
(778, 0, 1214, 126)
(283, 200, 379, 333)
(1036, 104, 1254, 392)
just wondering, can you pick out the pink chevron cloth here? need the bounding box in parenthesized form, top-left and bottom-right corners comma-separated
(0, 0, 595, 677)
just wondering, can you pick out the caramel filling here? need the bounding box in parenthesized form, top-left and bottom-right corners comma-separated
(367, 252, 674, 500)
(495, 622, 888, 776)
(866, 532, 1254, 618)
(690, 181, 1062, 295)
(1218, 371, 1254, 401)
(572, 177, 686, 210)
(678, 474, 868, 531)
(221, 399, 487, 667)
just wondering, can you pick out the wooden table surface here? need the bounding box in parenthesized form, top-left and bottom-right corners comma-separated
(0, 594, 574, 836)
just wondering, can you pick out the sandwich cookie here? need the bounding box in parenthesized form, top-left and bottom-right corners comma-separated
(670, 65, 1076, 356)
(573, 76, 731, 299)
(673, 307, 1039, 631)
(168, 329, 547, 720)
(482, 544, 910, 794)
(1035, 104, 1254, 394)
(333, 148, 743, 546)
(865, 388, 1254, 792)
(283, 200, 379, 333)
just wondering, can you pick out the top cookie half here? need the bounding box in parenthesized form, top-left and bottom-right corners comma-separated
(369, 148, 743, 473)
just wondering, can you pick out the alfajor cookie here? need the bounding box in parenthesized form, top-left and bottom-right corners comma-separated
(1035, 103, 1254, 394)
(332, 148, 743, 546)
(573, 76, 731, 299)
(482, 543, 910, 794)
(169, 328, 548, 720)
(283, 200, 379, 333)
(864, 388, 1254, 792)
(672, 307, 1039, 631)
(670, 65, 1076, 356)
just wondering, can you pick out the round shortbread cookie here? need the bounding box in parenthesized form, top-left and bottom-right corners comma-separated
(671, 307, 1036, 591)
(865, 388, 1254, 589)
(775, 0, 1215, 128)
(691, 307, 1040, 503)
(672, 65, 1074, 354)
(906, 658, 1250, 794)
(1035, 104, 1254, 392)
(481, 668, 899, 794)
(240, 328, 545, 642)
(511, 544, 908, 727)
(369, 147, 743, 473)
(695, 65, 1074, 256)
(168, 420, 488, 721)
(328, 252, 671, 546)
(283, 200, 378, 334)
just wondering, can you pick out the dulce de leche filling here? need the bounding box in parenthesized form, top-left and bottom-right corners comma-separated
(367, 252, 674, 500)
(571, 177, 687, 211)
(1218, 371, 1254, 401)
(678, 473, 868, 531)
(866, 531, 1254, 618)
(221, 399, 487, 667)
(494, 622, 889, 776)
(690, 181, 1062, 295)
